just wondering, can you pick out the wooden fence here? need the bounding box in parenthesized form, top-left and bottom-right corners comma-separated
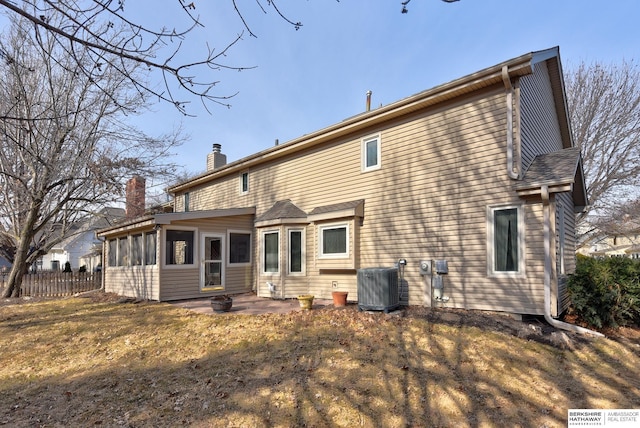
(0, 272, 102, 297)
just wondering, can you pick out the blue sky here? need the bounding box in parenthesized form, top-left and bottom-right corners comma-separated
(127, 1, 640, 187)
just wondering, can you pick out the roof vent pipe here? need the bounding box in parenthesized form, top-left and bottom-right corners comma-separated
(366, 90, 372, 112)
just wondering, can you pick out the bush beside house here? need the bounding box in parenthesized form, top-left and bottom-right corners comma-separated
(567, 255, 640, 328)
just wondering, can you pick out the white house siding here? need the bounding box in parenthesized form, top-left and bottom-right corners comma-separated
(520, 61, 565, 172)
(176, 85, 552, 315)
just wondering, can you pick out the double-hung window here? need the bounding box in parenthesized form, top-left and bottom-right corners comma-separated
(488, 205, 524, 275)
(288, 229, 305, 274)
(262, 231, 279, 273)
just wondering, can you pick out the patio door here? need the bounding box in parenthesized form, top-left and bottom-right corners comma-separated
(201, 233, 224, 292)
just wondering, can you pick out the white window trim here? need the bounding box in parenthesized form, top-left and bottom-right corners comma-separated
(318, 223, 350, 259)
(239, 171, 249, 195)
(361, 134, 381, 172)
(261, 230, 280, 274)
(287, 227, 306, 276)
(487, 204, 525, 277)
(162, 226, 198, 269)
(227, 229, 252, 267)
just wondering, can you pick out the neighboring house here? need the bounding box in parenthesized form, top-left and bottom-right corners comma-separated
(97, 47, 587, 318)
(577, 223, 640, 259)
(38, 207, 125, 271)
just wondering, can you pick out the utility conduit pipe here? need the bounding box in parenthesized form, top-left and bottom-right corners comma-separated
(502, 66, 519, 180)
(542, 185, 604, 337)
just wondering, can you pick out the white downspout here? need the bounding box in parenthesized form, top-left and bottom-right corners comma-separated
(541, 185, 604, 337)
(502, 66, 519, 180)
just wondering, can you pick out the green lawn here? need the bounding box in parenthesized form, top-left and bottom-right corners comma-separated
(1, 294, 638, 427)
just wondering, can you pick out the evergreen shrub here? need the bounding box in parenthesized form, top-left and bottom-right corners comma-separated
(567, 255, 640, 328)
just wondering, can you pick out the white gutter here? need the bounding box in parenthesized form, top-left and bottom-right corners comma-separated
(542, 185, 604, 337)
(502, 66, 519, 180)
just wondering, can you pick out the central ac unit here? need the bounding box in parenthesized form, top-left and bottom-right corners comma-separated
(357, 267, 399, 313)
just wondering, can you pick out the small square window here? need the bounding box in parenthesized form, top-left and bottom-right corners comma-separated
(166, 229, 194, 265)
(362, 135, 381, 172)
(319, 224, 349, 258)
(229, 232, 251, 264)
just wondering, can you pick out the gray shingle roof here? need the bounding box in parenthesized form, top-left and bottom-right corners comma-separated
(519, 147, 581, 188)
(256, 200, 307, 222)
(308, 199, 364, 216)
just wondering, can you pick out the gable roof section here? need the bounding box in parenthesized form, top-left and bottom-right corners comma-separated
(516, 147, 588, 211)
(170, 47, 569, 194)
(255, 200, 308, 227)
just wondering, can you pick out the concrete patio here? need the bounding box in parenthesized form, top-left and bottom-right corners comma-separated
(169, 292, 334, 315)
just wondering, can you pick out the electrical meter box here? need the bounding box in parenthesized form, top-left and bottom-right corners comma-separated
(419, 260, 431, 276)
(435, 260, 448, 274)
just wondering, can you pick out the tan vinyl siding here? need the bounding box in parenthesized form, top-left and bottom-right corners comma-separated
(103, 230, 160, 300)
(104, 267, 160, 300)
(520, 61, 564, 172)
(556, 191, 577, 313)
(176, 87, 548, 315)
(158, 215, 254, 301)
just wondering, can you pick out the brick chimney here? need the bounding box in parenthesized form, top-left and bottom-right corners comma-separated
(207, 143, 227, 171)
(125, 176, 146, 218)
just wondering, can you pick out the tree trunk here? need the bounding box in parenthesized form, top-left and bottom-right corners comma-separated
(1, 246, 29, 298)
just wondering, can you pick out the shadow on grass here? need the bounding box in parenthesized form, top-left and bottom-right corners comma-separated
(1, 299, 639, 427)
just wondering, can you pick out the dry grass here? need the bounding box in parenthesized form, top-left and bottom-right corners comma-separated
(0, 294, 639, 427)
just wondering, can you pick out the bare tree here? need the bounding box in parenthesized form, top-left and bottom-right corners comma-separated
(565, 60, 640, 228)
(0, 12, 182, 297)
(0, 0, 306, 115)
